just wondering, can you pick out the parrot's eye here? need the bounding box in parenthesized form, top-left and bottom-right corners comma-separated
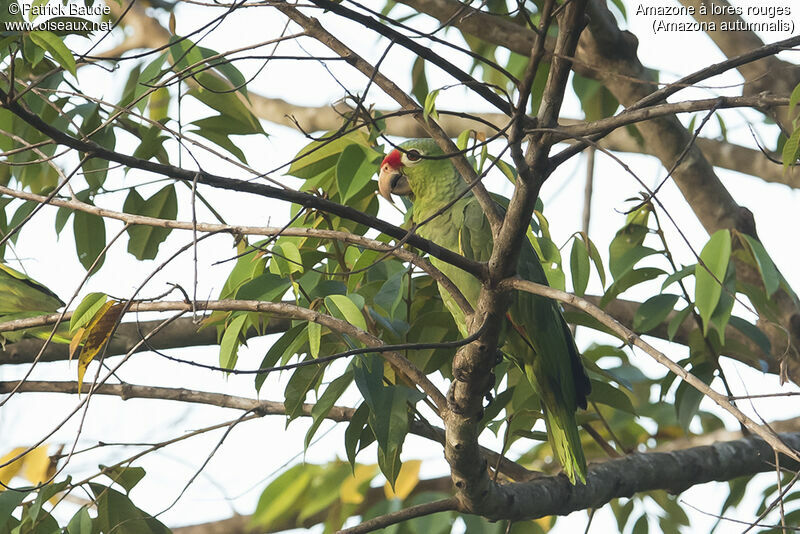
(405, 149, 422, 163)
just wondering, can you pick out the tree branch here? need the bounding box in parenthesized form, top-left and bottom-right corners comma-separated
(478, 431, 800, 521)
(499, 277, 800, 462)
(338, 497, 459, 534)
(270, 1, 504, 234)
(443, 0, 590, 517)
(0, 299, 447, 411)
(678, 0, 800, 133)
(0, 88, 484, 283)
(0, 184, 472, 317)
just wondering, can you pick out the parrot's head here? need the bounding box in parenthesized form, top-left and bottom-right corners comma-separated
(377, 139, 447, 202)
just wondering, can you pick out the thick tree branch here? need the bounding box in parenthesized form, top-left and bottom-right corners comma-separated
(170, 417, 800, 533)
(474, 431, 800, 521)
(2, 294, 776, 383)
(443, 1, 590, 517)
(0, 316, 287, 365)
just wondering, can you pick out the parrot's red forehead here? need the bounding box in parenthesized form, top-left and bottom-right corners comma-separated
(381, 149, 403, 169)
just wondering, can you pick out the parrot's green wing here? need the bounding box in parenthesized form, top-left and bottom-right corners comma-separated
(0, 263, 64, 315)
(419, 195, 490, 337)
(506, 241, 591, 484)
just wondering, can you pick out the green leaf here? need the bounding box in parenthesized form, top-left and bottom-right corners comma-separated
(67, 507, 93, 534)
(336, 144, 375, 203)
(675, 363, 715, 433)
(632, 514, 649, 534)
(456, 129, 473, 151)
(667, 304, 694, 341)
(345, 403, 372, 468)
(609, 223, 649, 279)
(410, 56, 428, 104)
(570, 236, 591, 297)
(633, 294, 679, 333)
(353, 355, 423, 486)
(297, 462, 353, 522)
(572, 74, 619, 121)
(695, 230, 731, 335)
(611, 246, 660, 281)
(73, 210, 106, 271)
(741, 234, 779, 297)
(255, 323, 306, 392)
(170, 37, 262, 133)
(790, 82, 800, 118)
(7, 201, 37, 244)
(661, 264, 695, 291)
(728, 316, 771, 357)
(28, 478, 69, 522)
(269, 242, 303, 275)
(305, 370, 353, 448)
(307, 321, 321, 358)
(251, 464, 316, 528)
(782, 127, 800, 172)
(288, 130, 377, 180)
(70, 292, 108, 333)
(585, 234, 607, 288)
(132, 52, 169, 112)
(89, 483, 170, 534)
(374, 270, 405, 318)
(708, 263, 736, 344)
(423, 89, 440, 123)
(123, 185, 178, 260)
(588, 379, 636, 414)
(0, 488, 31, 529)
(325, 294, 367, 331)
(100, 464, 145, 493)
(601, 267, 666, 307)
(219, 313, 248, 369)
(236, 272, 290, 302)
(29, 31, 76, 76)
(284, 357, 325, 422)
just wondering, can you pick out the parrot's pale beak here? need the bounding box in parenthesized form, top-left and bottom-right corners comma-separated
(378, 163, 411, 201)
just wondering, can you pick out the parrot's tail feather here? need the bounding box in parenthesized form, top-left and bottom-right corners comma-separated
(543, 405, 587, 485)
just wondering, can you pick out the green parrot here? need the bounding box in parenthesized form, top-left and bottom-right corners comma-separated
(378, 139, 591, 484)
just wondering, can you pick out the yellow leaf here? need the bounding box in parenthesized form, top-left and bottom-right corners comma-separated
(77, 301, 125, 392)
(0, 447, 27, 488)
(384, 459, 421, 500)
(22, 445, 52, 485)
(69, 327, 85, 361)
(340, 464, 377, 504)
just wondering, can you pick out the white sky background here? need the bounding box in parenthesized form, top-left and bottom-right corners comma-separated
(1, 0, 800, 532)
